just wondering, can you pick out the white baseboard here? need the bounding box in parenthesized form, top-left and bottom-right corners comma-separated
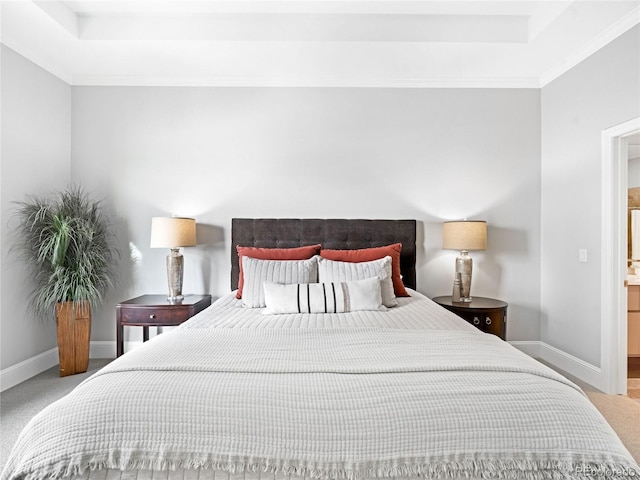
(2, 340, 604, 393)
(508, 340, 541, 358)
(510, 340, 602, 390)
(0, 341, 128, 392)
(89, 341, 116, 359)
(537, 342, 603, 390)
(89, 340, 143, 358)
(0, 348, 59, 392)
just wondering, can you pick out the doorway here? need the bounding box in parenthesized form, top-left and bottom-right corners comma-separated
(627, 133, 640, 398)
(601, 117, 640, 395)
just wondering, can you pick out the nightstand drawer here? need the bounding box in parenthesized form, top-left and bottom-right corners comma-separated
(456, 311, 506, 338)
(119, 307, 190, 326)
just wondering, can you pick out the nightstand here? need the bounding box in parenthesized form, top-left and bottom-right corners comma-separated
(432, 296, 507, 340)
(116, 294, 212, 357)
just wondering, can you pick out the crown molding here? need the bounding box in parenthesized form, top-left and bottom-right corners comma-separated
(0, 41, 541, 88)
(71, 74, 540, 89)
(1, 39, 73, 85)
(2, 1, 637, 90)
(4, 4, 637, 91)
(0, 39, 540, 88)
(539, 6, 640, 87)
(33, 0, 79, 37)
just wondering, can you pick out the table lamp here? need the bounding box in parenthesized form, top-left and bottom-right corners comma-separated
(443, 220, 487, 303)
(150, 217, 197, 301)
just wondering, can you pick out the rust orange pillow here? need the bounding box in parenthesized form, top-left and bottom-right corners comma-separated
(236, 244, 322, 298)
(320, 243, 409, 297)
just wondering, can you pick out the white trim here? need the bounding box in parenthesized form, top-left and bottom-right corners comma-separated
(511, 340, 602, 390)
(537, 342, 603, 391)
(89, 341, 117, 359)
(601, 117, 640, 395)
(0, 342, 123, 392)
(90, 340, 144, 358)
(0, 37, 539, 88)
(0, 37, 541, 88)
(2, 3, 638, 89)
(540, 6, 640, 87)
(0, 348, 59, 392)
(508, 340, 541, 358)
(0, 39, 73, 85)
(33, 1, 79, 37)
(70, 75, 540, 89)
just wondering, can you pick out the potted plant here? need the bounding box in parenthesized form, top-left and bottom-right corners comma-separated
(13, 187, 117, 376)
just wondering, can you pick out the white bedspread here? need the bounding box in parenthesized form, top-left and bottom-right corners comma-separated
(180, 290, 478, 331)
(2, 292, 638, 480)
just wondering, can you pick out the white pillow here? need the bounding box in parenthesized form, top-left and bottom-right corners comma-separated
(242, 256, 319, 308)
(263, 277, 385, 314)
(317, 255, 397, 307)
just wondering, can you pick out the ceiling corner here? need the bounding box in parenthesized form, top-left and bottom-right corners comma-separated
(34, 0, 78, 37)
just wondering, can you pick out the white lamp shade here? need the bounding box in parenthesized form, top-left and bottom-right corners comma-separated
(443, 220, 487, 251)
(150, 217, 197, 248)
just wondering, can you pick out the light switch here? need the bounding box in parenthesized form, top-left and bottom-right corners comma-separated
(579, 249, 588, 263)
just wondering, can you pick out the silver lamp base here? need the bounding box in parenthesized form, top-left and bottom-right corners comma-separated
(455, 250, 473, 303)
(166, 248, 184, 301)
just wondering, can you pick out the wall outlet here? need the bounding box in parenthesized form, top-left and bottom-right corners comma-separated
(579, 249, 588, 263)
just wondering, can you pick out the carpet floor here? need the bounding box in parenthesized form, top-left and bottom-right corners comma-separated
(537, 360, 640, 464)
(1, 359, 113, 471)
(1, 358, 639, 471)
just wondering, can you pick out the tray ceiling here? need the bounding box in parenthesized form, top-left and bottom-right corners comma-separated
(1, 0, 638, 87)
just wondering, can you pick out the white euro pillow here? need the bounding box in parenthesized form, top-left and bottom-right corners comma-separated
(241, 256, 319, 308)
(317, 255, 397, 307)
(263, 277, 385, 314)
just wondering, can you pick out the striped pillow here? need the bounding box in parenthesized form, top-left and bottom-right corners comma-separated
(241, 256, 319, 308)
(318, 256, 397, 307)
(320, 243, 408, 297)
(235, 244, 321, 299)
(263, 277, 384, 314)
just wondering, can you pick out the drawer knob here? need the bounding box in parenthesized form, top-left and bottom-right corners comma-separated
(485, 317, 492, 325)
(149, 314, 156, 319)
(473, 317, 480, 325)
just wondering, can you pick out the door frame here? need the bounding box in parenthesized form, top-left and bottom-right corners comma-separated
(601, 116, 640, 394)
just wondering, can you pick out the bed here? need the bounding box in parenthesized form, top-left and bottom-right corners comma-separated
(2, 218, 638, 480)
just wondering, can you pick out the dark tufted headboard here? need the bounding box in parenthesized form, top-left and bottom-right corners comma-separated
(231, 218, 417, 291)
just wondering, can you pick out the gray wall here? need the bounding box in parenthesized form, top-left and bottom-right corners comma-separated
(1, 44, 543, 370)
(71, 87, 541, 343)
(1, 46, 72, 370)
(2, 22, 639, 383)
(541, 26, 640, 367)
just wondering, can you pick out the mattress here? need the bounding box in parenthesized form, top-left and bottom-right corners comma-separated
(2, 291, 638, 480)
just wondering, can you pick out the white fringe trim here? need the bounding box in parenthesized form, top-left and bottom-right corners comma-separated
(8, 455, 640, 480)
